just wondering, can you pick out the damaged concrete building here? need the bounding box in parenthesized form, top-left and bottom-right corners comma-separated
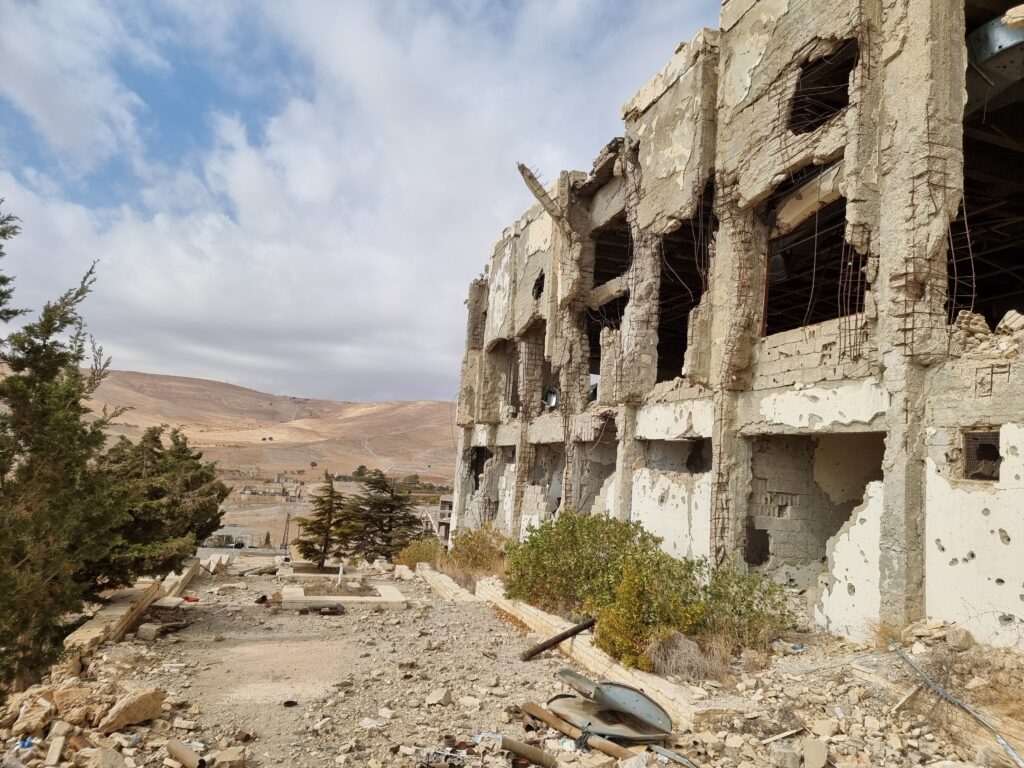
(451, 0, 1024, 649)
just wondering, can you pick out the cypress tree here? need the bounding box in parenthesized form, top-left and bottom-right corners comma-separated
(293, 471, 344, 568)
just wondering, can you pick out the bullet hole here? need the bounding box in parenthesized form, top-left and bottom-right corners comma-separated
(999, 529, 1011, 545)
(847, 583, 856, 596)
(982, 508, 991, 516)
(967, 551, 976, 560)
(949, 558, 959, 566)
(996, 578, 1005, 585)
(998, 614, 1015, 626)
(935, 539, 945, 552)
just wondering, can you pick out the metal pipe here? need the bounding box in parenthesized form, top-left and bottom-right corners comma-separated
(890, 644, 1024, 768)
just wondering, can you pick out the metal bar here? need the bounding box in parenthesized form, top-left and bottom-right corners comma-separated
(890, 644, 1024, 768)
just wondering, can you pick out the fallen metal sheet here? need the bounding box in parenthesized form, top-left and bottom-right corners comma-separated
(555, 668, 673, 736)
(546, 694, 671, 743)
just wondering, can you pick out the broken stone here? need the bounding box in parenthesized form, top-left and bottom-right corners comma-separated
(137, 623, 162, 642)
(770, 742, 800, 768)
(87, 748, 127, 768)
(425, 688, 451, 706)
(946, 627, 975, 651)
(52, 686, 92, 715)
(810, 718, 839, 738)
(13, 698, 55, 735)
(44, 735, 66, 766)
(801, 737, 828, 768)
(213, 746, 246, 768)
(98, 688, 166, 734)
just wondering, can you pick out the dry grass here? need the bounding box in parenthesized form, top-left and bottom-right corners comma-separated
(868, 619, 901, 650)
(644, 630, 728, 681)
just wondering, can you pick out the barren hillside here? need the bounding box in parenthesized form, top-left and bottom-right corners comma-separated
(88, 370, 456, 481)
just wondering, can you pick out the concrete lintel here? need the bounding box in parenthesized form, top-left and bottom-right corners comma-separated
(587, 276, 629, 310)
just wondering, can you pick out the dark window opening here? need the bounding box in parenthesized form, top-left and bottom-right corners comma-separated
(764, 198, 867, 336)
(593, 213, 633, 286)
(586, 295, 628, 376)
(656, 181, 717, 382)
(789, 38, 859, 135)
(963, 429, 1001, 481)
(470, 447, 493, 491)
(686, 438, 713, 473)
(533, 271, 545, 300)
(955, 11, 1024, 331)
(965, 1, 1019, 34)
(745, 521, 771, 567)
(644, 437, 712, 474)
(490, 339, 520, 416)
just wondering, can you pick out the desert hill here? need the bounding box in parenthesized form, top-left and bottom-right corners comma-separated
(88, 370, 456, 481)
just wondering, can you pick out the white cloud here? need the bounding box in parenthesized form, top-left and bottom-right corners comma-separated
(0, 0, 718, 400)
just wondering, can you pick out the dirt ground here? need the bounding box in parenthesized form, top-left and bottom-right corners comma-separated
(48, 559, 1022, 768)
(99, 568, 574, 767)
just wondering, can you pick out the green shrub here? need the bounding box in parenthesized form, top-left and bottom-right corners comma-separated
(505, 511, 791, 671)
(505, 511, 663, 616)
(594, 553, 705, 670)
(448, 523, 509, 573)
(394, 537, 446, 569)
(699, 558, 791, 650)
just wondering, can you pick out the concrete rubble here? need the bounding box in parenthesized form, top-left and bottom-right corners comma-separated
(4, 557, 1022, 768)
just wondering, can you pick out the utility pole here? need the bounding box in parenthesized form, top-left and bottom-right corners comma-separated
(280, 510, 291, 550)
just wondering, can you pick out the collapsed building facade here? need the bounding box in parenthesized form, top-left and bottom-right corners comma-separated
(451, 0, 1024, 649)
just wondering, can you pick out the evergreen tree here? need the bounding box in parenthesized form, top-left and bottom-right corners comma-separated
(293, 471, 344, 568)
(263, 530, 272, 547)
(0, 204, 230, 694)
(340, 469, 422, 562)
(91, 427, 229, 586)
(0, 206, 122, 689)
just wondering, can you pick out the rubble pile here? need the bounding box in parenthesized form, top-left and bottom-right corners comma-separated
(953, 308, 1024, 357)
(4, 556, 1020, 768)
(0, 677, 246, 768)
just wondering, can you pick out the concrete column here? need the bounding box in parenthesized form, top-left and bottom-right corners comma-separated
(873, 0, 967, 629)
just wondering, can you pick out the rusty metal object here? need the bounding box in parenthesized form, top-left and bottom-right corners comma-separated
(520, 618, 595, 661)
(167, 738, 206, 768)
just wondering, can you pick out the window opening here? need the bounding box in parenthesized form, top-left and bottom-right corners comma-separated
(789, 38, 859, 135)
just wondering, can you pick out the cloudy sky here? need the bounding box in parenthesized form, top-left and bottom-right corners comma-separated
(0, 0, 716, 402)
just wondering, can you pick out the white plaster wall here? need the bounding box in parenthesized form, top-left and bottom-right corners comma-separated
(629, 469, 712, 560)
(925, 424, 1024, 649)
(484, 241, 514, 346)
(636, 399, 715, 440)
(815, 480, 883, 643)
(519, 484, 548, 541)
(496, 465, 517, 537)
(756, 378, 888, 431)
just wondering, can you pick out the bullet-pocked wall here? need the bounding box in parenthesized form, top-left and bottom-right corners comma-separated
(451, 0, 1024, 648)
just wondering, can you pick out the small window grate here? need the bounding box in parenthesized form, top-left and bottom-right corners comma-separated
(963, 429, 1001, 481)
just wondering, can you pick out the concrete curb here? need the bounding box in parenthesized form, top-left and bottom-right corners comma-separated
(474, 577, 748, 731)
(414, 563, 483, 602)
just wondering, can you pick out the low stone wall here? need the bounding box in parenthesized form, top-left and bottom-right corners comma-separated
(279, 584, 407, 611)
(162, 558, 200, 597)
(64, 578, 166, 653)
(474, 577, 748, 731)
(414, 563, 482, 602)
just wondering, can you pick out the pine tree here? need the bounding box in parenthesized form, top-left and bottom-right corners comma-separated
(293, 471, 344, 568)
(263, 530, 272, 547)
(340, 469, 422, 562)
(91, 427, 229, 586)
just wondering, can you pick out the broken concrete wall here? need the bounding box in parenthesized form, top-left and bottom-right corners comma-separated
(451, 0, 1024, 648)
(631, 466, 713, 560)
(815, 479, 884, 643)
